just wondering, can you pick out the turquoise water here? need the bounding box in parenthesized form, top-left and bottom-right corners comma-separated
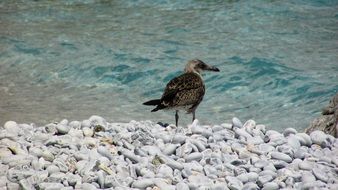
(0, 0, 337, 131)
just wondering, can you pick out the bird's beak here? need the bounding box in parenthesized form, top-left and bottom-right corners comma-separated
(206, 65, 220, 72)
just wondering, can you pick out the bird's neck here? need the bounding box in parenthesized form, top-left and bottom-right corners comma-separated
(185, 70, 203, 78)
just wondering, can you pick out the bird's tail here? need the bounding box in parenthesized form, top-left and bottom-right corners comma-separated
(143, 99, 161, 106)
(143, 99, 165, 112)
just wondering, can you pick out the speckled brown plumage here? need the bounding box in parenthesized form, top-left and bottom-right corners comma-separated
(156, 72, 205, 113)
(143, 59, 219, 126)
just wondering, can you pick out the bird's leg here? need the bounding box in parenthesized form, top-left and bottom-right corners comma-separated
(175, 110, 179, 126)
(192, 110, 195, 122)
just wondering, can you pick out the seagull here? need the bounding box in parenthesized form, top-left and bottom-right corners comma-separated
(143, 59, 220, 126)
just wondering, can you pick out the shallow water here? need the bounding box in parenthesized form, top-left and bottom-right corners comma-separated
(0, 0, 337, 130)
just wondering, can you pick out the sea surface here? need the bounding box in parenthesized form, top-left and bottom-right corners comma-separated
(0, 0, 337, 131)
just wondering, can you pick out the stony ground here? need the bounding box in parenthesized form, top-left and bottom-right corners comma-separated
(0, 116, 337, 190)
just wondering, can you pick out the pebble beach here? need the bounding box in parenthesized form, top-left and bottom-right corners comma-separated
(0, 116, 337, 190)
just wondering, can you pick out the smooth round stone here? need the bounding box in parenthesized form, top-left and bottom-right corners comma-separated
(287, 136, 301, 150)
(255, 124, 266, 134)
(263, 163, 277, 172)
(190, 139, 207, 152)
(89, 115, 107, 128)
(0, 165, 9, 176)
(185, 152, 203, 162)
(312, 167, 329, 182)
(242, 182, 259, 190)
(171, 134, 187, 144)
(219, 123, 232, 130)
(283, 128, 297, 137)
(176, 143, 193, 157)
(234, 128, 252, 139)
(159, 155, 184, 170)
(266, 134, 286, 146)
(310, 131, 329, 147)
(271, 152, 292, 163)
(153, 178, 176, 190)
(210, 182, 230, 190)
(271, 160, 287, 169)
(7, 182, 20, 190)
(298, 161, 314, 170)
(4, 121, 19, 135)
(301, 180, 326, 189)
(97, 146, 113, 160)
(212, 125, 224, 132)
(68, 128, 84, 139)
(0, 176, 6, 187)
(258, 144, 275, 153)
(257, 175, 274, 187)
(38, 182, 64, 190)
(157, 164, 173, 179)
(265, 130, 281, 137)
(254, 160, 269, 169)
(243, 119, 256, 131)
(259, 170, 277, 178)
(82, 127, 94, 137)
(132, 179, 155, 189)
(276, 145, 294, 158)
(69, 120, 81, 129)
(295, 133, 312, 147)
(46, 165, 60, 175)
(29, 147, 43, 157)
(247, 136, 264, 145)
(162, 143, 179, 155)
(232, 117, 243, 128)
(293, 147, 308, 160)
(204, 165, 218, 178)
(262, 182, 279, 190)
(81, 120, 91, 129)
(81, 183, 97, 190)
(56, 124, 70, 134)
(225, 176, 243, 190)
(42, 150, 55, 162)
(249, 166, 261, 173)
(236, 172, 259, 183)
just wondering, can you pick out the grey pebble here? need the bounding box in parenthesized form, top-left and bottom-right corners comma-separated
(56, 124, 70, 134)
(242, 182, 259, 190)
(232, 117, 243, 128)
(295, 133, 312, 147)
(271, 152, 292, 163)
(46, 165, 60, 175)
(176, 182, 189, 190)
(262, 182, 279, 190)
(310, 130, 329, 147)
(38, 182, 65, 190)
(298, 160, 314, 170)
(236, 172, 259, 183)
(283, 128, 297, 137)
(257, 175, 274, 187)
(158, 154, 184, 170)
(162, 143, 179, 155)
(301, 171, 316, 182)
(225, 176, 243, 190)
(312, 167, 329, 182)
(81, 182, 98, 190)
(185, 152, 203, 162)
(211, 182, 230, 190)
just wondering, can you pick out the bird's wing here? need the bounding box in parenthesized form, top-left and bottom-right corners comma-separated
(160, 73, 205, 107)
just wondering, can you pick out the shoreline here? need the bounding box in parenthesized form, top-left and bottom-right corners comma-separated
(1, 115, 337, 189)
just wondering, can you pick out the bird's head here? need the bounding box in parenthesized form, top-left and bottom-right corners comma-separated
(184, 59, 220, 74)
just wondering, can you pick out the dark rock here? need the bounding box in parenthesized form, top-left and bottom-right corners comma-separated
(305, 93, 338, 137)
